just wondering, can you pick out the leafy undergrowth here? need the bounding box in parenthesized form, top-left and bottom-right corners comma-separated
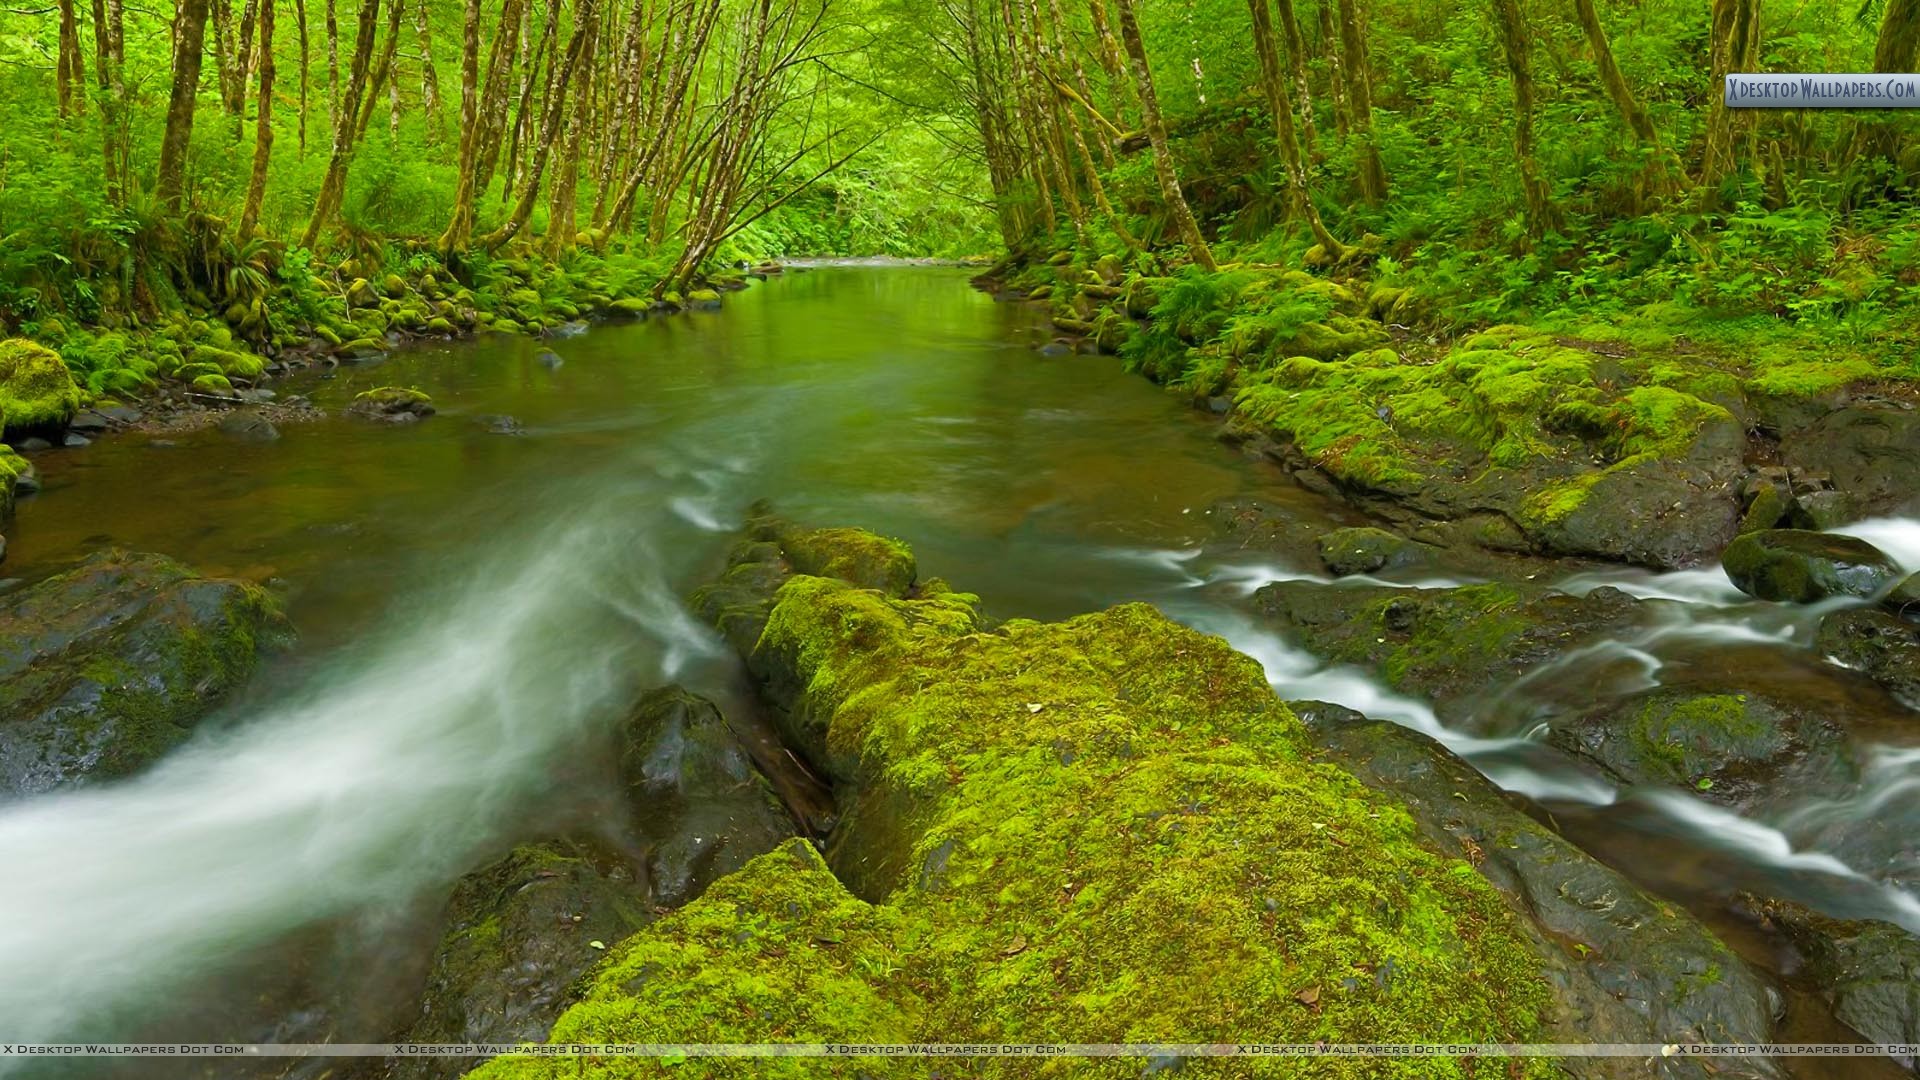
(473, 529, 1550, 1079)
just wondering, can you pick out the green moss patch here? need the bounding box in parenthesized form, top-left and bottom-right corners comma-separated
(0, 338, 85, 435)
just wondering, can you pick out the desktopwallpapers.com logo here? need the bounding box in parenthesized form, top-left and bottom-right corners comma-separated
(1726, 72, 1920, 106)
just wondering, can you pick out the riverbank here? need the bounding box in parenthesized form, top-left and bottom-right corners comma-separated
(976, 247, 1920, 573)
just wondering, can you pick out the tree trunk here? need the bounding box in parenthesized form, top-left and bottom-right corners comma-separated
(1700, 0, 1760, 199)
(1491, 0, 1554, 232)
(1851, 0, 1920, 164)
(472, 0, 529, 196)
(479, 0, 595, 251)
(415, 0, 442, 140)
(1272, 0, 1315, 151)
(325, 0, 339, 127)
(1571, 0, 1674, 196)
(1111, 0, 1215, 270)
(545, 0, 598, 257)
(294, 0, 309, 151)
(301, 0, 382, 248)
(91, 0, 128, 201)
(353, 0, 405, 143)
(236, 0, 260, 127)
(240, 0, 277, 236)
(212, 0, 239, 115)
(1334, 0, 1386, 202)
(156, 0, 212, 210)
(1319, 0, 1349, 137)
(438, 0, 485, 254)
(56, 0, 86, 117)
(1249, 0, 1345, 256)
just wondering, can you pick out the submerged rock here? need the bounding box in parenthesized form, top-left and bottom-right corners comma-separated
(0, 551, 292, 798)
(1302, 703, 1781, 1078)
(1736, 894, 1920, 1051)
(1722, 529, 1903, 603)
(535, 350, 564, 371)
(347, 386, 436, 423)
(216, 409, 280, 442)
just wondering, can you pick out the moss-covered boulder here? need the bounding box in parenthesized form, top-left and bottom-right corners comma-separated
(1251, 580, 1648, 718)
(501, 523, 1554, 1076)
(0, 551, 292, 798)
(1548, 686, 1854, 803)
(1316, 525, 1431, 576)
(0, 444, 27, 523)
(347, 386, 435, 424)
(1736, 894, 1920, 1049)
(686, 288, 722, 309)
(0, 338, 85, 437)
(1721, 529, 1903, 603)
(1303, 704, 1781, 1075)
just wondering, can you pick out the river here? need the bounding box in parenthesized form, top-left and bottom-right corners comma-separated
(1, 267, 1916, 1075)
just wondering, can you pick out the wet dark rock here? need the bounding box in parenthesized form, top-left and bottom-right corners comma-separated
(1722, 529, 1903, 604)
(346, 387, 435, 424)
(1548, 685, 1854, 805)
(1038, 340, 1073, 356)
(0, 551, 293, 799)
(1250, 579, 1647, 715)
(385, 687, 790, 1078)
(236, 387, 278, 404)
(1781, 407, 1920, 521)
(1735, 894, 1920, 1050)
(1886, 572, 1920, 622)
(67, 411, 110, 435)
(18, 437, 51, 451)
(216, 409, 280, 442)
(1315, 525, 1431, 576)
(1818, 609, 1920, 707)
(381, 839, 652, 1079)
(1302, 705, 1783, 1078)
(1739, 473, 1792, 534)
(1790, 489, 1856, 530)
(96, 405, 142, 424)
(11, 463, 39, 496)
(535, 350, 564, 371)
(621, 686, 794, 906)
(60, 432, 90, 448)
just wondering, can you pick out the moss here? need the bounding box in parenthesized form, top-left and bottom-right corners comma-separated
(1745, 356, 1879, 398)
(778, 526, 915, 595)
(491, 534, 1549, 1076)
(0, 338, 85, 435)
(188, 344, 265, 380)
(189, 373, 235, 396)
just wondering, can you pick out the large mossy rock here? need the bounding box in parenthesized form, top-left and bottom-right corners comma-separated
(1737, 895, 1920, 1049)
(0, 338, 85, 437)
(1817, 609, 1920, 708)
(1721, 529, 1903, 603)
(481, 523, 1557, 1076)
(0, 551, 292, 798)
(1547, 686, 1854, 805)
(1301, 703, 1781, 1078)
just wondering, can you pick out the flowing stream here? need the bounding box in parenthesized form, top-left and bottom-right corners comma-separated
(2, 268, 1917, 1069)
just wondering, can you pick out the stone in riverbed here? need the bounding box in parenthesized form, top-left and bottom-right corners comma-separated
(216, 409, 280, 442)
(1886, 572, 1920, 622)
(1315, 525, 1429, 576)
(1817, 609, 1920, 707)
(0, 339, 84, 438)
(0, 551, 292, 798)
(1735, 894, 1920, 1050)
(1781, 406, 1920, 520)
(1721, 529, 1903, 603)
(347, 386, 435, 423)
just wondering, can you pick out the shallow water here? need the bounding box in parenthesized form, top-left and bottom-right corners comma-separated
(1, 268, 1915, 1074)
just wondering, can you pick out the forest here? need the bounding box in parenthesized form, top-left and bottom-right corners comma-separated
(3, 0, 1920, 1074)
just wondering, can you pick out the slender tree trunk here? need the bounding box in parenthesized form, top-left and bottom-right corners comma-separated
(480, 0, 595, 250)
(504, 0, 560, 205)
(1334, 0, 1386, 202)
(545, 0, 598, 257)
(1111, 0, 1215, 270)
(236, 0, 260, 128)
(92, 0, 128, 201)
(1700, 0, 1760, 199)
(156, 0, 212, 210)
(294, 0, 309, 151)
(1318, 0, 1349, 137)
(302, 0, 381, 248)
(1492, 0, 1554, 232)
(353, 0, 405, 143)
(438, 0, 485, 254)
(1850, 0, 1920, 164)
(415, 0, 441, 140)
(472, 0, 529, 196)
(240, 0, 277, 236)
(1249, 0, 1344, 255)
(325, 0, 339, 127)
(1572, 0, 1674, 195)
(56, 0, 86, 117)
(1272, 0, 1315, 151)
